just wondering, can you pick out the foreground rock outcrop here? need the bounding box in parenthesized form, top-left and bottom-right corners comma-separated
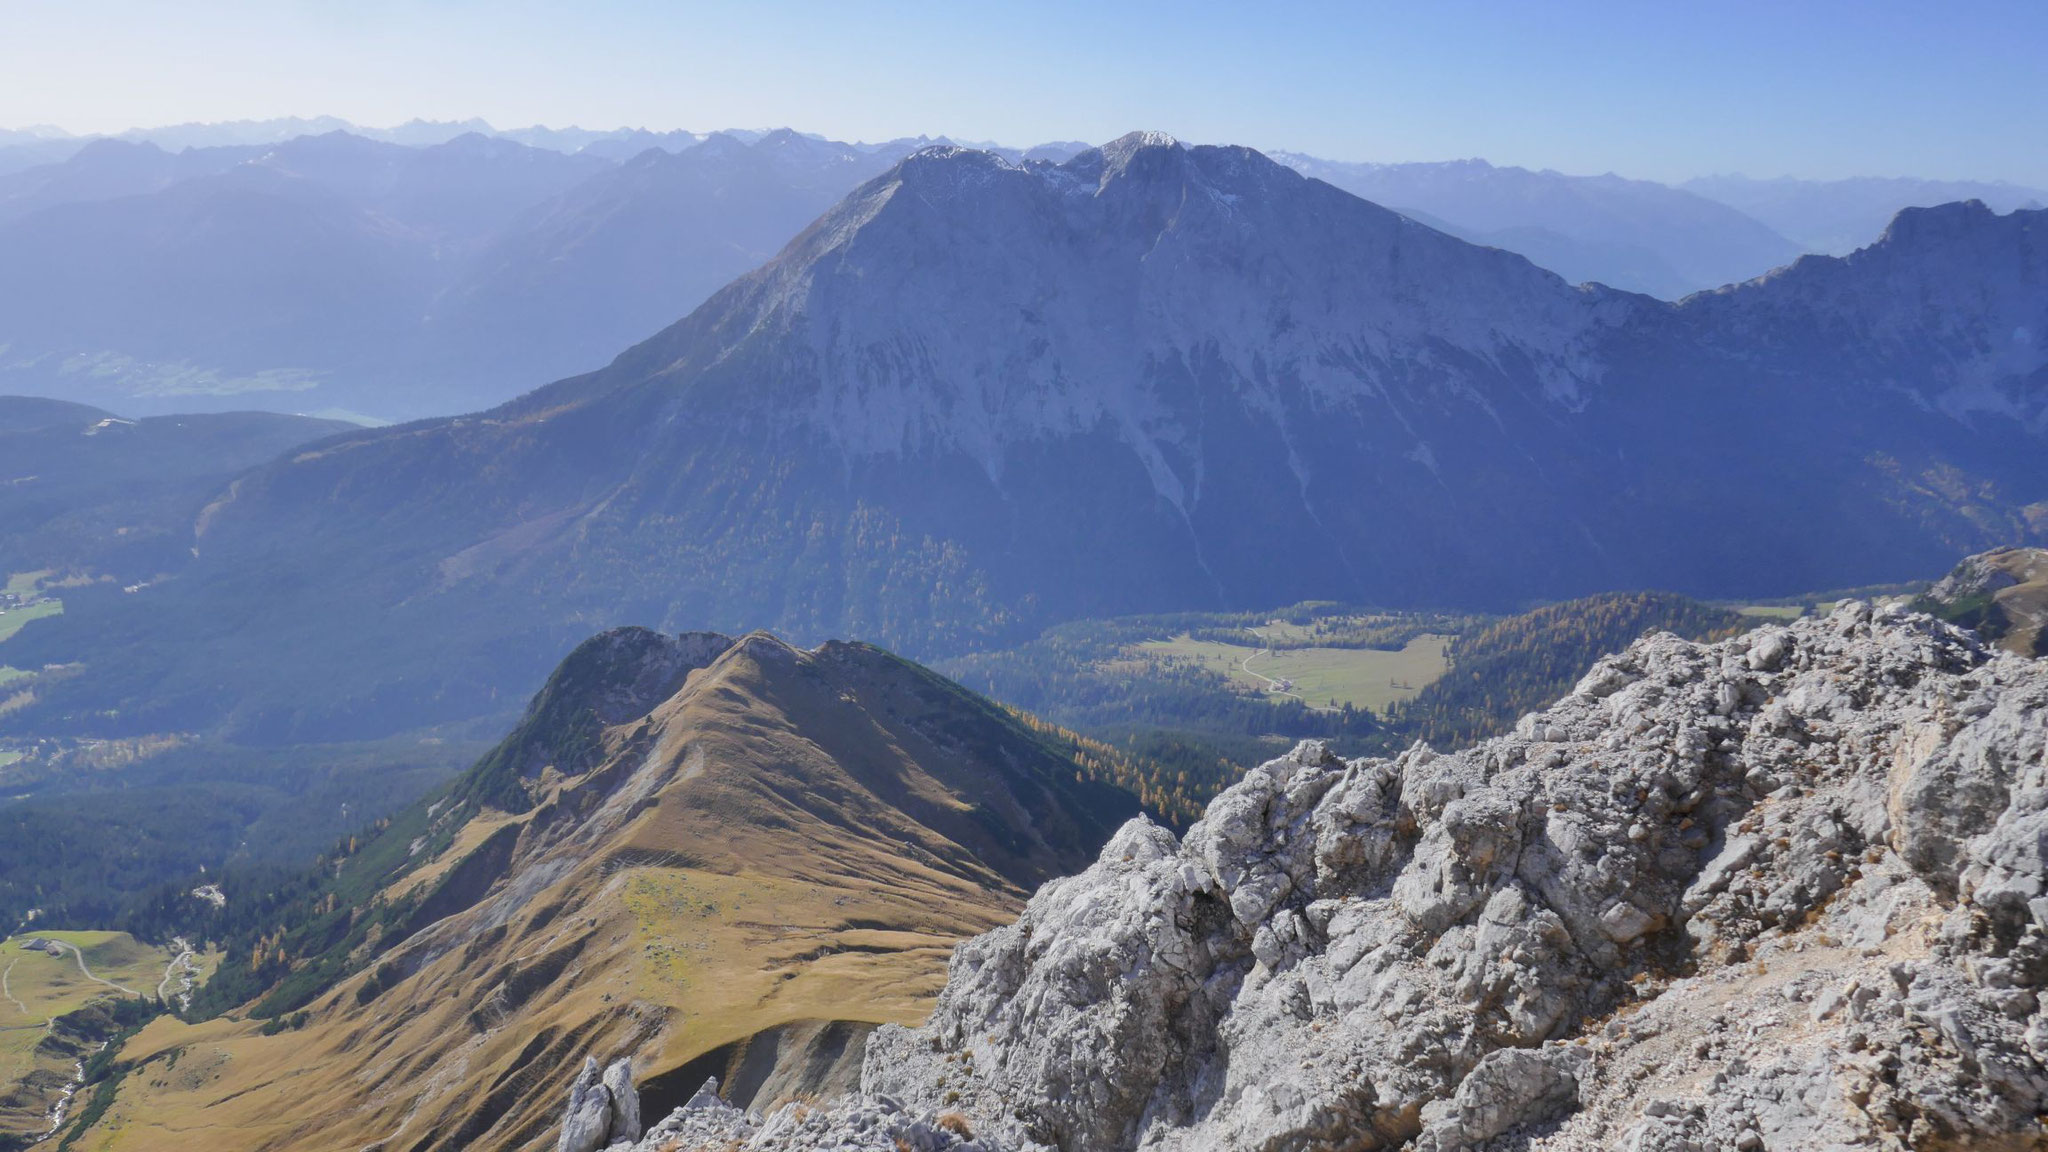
(609, 602, 2048, 1150)
(557, 1057, 641, 1152)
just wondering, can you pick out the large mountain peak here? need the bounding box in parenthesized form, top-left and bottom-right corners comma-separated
(1062, 131, 1296, 204)
(627, 127, 1616, 474)
(17, 136, 2048, 739)
(1088, 128, 1184, 176)
(1687, 202, 2046, 424)
(1878, 195, 2001, 240)
(885, 140, 1020, 191)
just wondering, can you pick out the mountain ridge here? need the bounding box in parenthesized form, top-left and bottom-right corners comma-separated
(65, 626, 1138, 1152)
(10, 133, 2046, 741)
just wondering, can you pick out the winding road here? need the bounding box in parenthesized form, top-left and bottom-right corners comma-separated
(1238, 629, 1311, 705)
(4, 939, 147, 1140)
(157, 938, 198, 1011)
(1, 958, 28, 1017)
(41, 940, 139, 998)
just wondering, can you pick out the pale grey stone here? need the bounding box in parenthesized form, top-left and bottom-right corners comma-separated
(596, 605, 2048, 1151)
(601, 1057, 640, 1145)
(556, 1057, 613, 1152)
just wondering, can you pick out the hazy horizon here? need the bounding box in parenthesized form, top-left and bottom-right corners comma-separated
(9, 115, 2048, 192)
(4, 0, 2044, 187)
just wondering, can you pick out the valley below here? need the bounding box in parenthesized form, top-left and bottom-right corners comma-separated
(0, 930, 211, 1146)
(0, 73, 2042, 1152)
(1141, 628, 1455, 713)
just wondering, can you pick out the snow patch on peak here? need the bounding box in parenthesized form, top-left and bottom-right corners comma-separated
(1106, 130, 1182, 151)
(897, 144, 1014, 172)
(1072, 131, 1193, 186)
(887, 146, 1020, 202)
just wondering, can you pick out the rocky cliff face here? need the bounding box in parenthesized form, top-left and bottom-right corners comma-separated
(607, 603, 2048, 1150)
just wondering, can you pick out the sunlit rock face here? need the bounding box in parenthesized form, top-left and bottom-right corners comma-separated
(609, 603, 2048, 1150)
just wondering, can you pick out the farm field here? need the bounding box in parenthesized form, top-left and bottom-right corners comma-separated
(1, 572, 63, 647)
(1141, 630, 1453, 714)
(0, 598, 60, 645)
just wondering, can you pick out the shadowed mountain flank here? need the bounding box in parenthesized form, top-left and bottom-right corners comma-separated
(12, 136, 2047, 741)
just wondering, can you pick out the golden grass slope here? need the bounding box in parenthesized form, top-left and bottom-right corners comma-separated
(76, 633, 1130, 1152)
(1977, 546, 2048, 656)
(1923, 546, 2048, 658)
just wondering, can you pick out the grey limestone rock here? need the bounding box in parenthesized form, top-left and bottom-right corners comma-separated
(620, 1074, 998, 1151)
(556, 1057, 614, 1152)
(852, 604, 2048, 1150)
(602, 1057, 641, 1145)
(556, 1055, 641, 1152)
(610, 603, 2048, 1150)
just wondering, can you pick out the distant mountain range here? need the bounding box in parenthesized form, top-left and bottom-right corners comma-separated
(1269, 154, 1807, 299)
(414, 131, 912, 392)
(2, 121, 2039, 422)
(1684, 173, 2048, 254)
(10, 132, 2042, 742)
(0, 129, 1011, 420)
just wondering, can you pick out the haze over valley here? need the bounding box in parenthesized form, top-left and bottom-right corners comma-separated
(3, 5, 2046, 1150)
(2, 118, 2040, 423)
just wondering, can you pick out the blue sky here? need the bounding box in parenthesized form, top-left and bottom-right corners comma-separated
(3, 0, 2043, 185)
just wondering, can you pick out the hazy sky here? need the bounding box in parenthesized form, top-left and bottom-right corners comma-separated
(4, 0, 2044, 185)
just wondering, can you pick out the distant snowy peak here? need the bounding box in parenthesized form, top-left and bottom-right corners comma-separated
(1102, 128, 1182, 154)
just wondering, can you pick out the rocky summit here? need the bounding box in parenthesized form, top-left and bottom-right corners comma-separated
(597, 602, 2048, 1150)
